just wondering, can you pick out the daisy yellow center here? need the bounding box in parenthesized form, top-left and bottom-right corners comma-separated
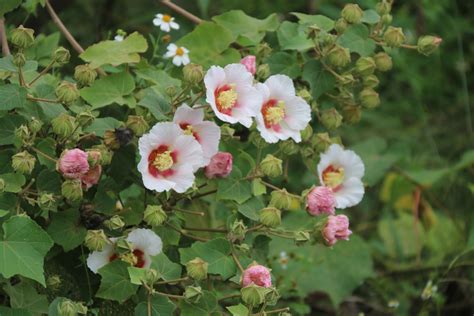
(176, 47, 185, 56)
(217, 85, 238, 110)
(322, 166, 345, 189)
(163, 15, 172, 22)
(153, 150, 173, 171)
(183, 125, 194, 136)
(265, 100, 286, 125)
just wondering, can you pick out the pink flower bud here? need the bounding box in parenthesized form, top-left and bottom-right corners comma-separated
(240, 55, 256, 75)
(81, 165, 102, 190)
(322, 215, 352, 246)
(204, 152, 233, 179)
(306, 186, 336, 216)
(58, 148, 89, 179)
(242, 264, 272, 288)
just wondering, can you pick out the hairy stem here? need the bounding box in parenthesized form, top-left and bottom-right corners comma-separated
(160, 0, 202, 24)
(0, 18, 10, 56)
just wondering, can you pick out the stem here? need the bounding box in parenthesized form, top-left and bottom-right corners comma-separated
(261, 307, 290, 315)
(156, 277, 188, 285)
(247, 224, 264, 232)
(28, 59, 56, 86)
(30, 147, 57, 162)
(182, 226, 227, 233)
(18, 65, 26, 87)
(27, 95, 59, 103)
(190, 189, 217, 200)
(160, 0, 202, 24)
(218, 293, 241, 301)
(80, 245, 93, 300)
(18, 179, 35, 195)
(147, 292, 152, 316)
(231, 246, 245, 274)
(165, 222, 209, 242)
(172, 206, 205, 216)
(189, 91, 204, 106)
(154, 291, 185, 299)
(0, 18, 10, 56)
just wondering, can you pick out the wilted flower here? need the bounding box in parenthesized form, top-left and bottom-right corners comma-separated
(242, 264, 272, 288)
(306, 186, 336, 216)
(164, 44, 190, 66)
(204, 152, 233, 179)
(58, 149, 89, 179)
(81, 165, 102, 190)
(322, 214, 352, 246)
(240, 55, 256, 75)
(153, 13, 179, 32)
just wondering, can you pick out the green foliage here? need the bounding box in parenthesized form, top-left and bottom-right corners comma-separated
(96, 260, 139, 303)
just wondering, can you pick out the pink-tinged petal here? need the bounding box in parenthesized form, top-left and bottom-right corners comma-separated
(174, 103, 205, 125)
(81, 165, 102, 190)
(192, 121, 221, 164)
(322, 215, 352, 246)
(58, 149, 90, 179)
(264, 74, 296, 100)
(240, 55, 256, 75)
(204, 152, 233, 179)
(242, 264, 272, 288)
(306, 186, 336, 216)
(333, 177, 364, 209)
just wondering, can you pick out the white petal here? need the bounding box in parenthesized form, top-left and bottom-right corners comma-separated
(141, 171, 176, 192)
(174, 103, 204, 125)
(127, 228, 163, 256)
(317, 144, 346, 182)
(255, 82, 270, 104)
(173, 134, 205, 170)
(166, 165, 196, 193)
(170, 21, 180, 29)
(235, 85, 262, 118)
(164, 51, 175, 58)
(193, 121, 221, 164)
(87, 243, 114, 274)
(156, 14, 164, 18)
(282, 96, 311, 131)
(224, 63, 254, 86)
(182, 55, 190, 65)
(161, 23, 171, 32)
(172, 55, 182, 66)
(334, 177, 365, 208)
(166, 43, 177, 52)
(153, 18, 162, 26)
(340, 149, 365, 179)
(265, 75, 296, 100)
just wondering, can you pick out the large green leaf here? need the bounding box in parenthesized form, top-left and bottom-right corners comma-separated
(80, 71, 135, 109)
(0, 173, 26, 193)
(0, 114, 25, 146)
(179, 238, 236, 279)
(291, 12, 335, 31)
(137, 88, 171, 121)
(0, 0, 22, 15)
(216, 167, 252, 204)
(237, 196, 264, 221)
(179, 290, 218, 316)
(0, 84, 27, 111)
(80, 32, 148, 68)
(84, 117, 122, 137)
(267, 52, 301, 79)
(277, 21, 313, 51)
(135, 296, 176, 316)
(3, 280, 49, 315)
(0, 216, 54, 286)
(96, 260, 139, 303)
(302, 59, 335, 99)
(150, 253, 182, 281)
(337, 24, 376, 56)
(47, 209, 86, 252)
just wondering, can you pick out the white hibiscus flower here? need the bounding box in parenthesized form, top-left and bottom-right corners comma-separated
(153, 13, 179, 32)
(164, 44, 190, 66)
(317, 144, 365, 209)
(204, 63, 262, 128)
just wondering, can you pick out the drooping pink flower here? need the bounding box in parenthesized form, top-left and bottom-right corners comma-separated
(58, 149, 90, 179)
(240, 55, 256, 75)
(322, 215, 352, 246)
(204, 152, 233, 179)
(306, 186, 336, 216)
(242, 264, 272, 288)
(81, 165, 102, 190)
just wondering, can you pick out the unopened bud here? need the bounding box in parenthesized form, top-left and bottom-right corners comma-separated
(15, 125, 31, 144)
(57, 299, 76, 316)
(256, 64, 270, 80)
(256, 42, 272, 59)
(326, 45, 351, 68)
(376, 0, 391, 15)
(126, 115, 149, 137)
(220, 124, 235, 138)
(417, 36, 442, 56)
(12, 151, 35, 174)
(52, 113, 76, 138)
(84, 229, 108, 251)
(249, 131, 268, 148)
(363, 74, 379, 88)
(229, 220, 247, 242)
(306, 25, 321, 40)
(342, 105, 362, 124)
(335, 18, 348, 34)
(241, 284, 268, 306)
(297, 89, 312, 103)
(311, 132, 332, 153)
(162, 34, 171, 43)
(186, 257, 208, 280)
(260, 154, 283, 178)
(381, 14, 393, 25)
(46, 275, 62, 289)
(184, 286, 203, 303)
(301, 124, 313, 142)
(341, 4, 363, 24)
(53, 47, 71, 65)
(28, 117, 43, 134)
(55, 81, 80, 104)
(10, 25, 35, 49)
(74, 64, 97, 86)
(259, 207, 281, 228)
(76, 111, 95, 127)
(183, 63, 204, 85)
(143, 205, 167, 227)
(104, 215, 125, 230)
(373, 52, 392, 72)
(144, 268, 160, 284)
(320, 33, 336, 47)
(13, 53, 26, 67)
(384, 26, 405, 47)
(359, 88, 380, 109)
(337, 73, 356, 86)
(320, 108, 342, 130)
(61, 179, 83, 202)
(38, 192, 56, 211)
(279, 140, 298, 156)
(165, 86, 177, 98)
(91, 145, 113, 165)
(270, 189, 293, 210)
(295, 231, 311, 244)
(355, 57, 376, 76)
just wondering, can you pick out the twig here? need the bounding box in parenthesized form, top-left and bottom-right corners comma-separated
(172, 206, 205, 216)
(165, 222, 209, 242)
(230, 245, 245, 274)
(154, 290, 185, 300)
(218, 293, 241, 301)
(27, 95, 59, 103)
(29, 59, 56, 86)
(156, 277, 188, 285)
(190, 189, 217, 200)
(258, 307, 290, 315)
(0, 18, 10, 56)
(160, 0, 202, 24)
(182, 226, 227, 233)
(30, 147, 57, 162)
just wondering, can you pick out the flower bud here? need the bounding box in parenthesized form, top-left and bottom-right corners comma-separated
(53, 47, 71, 65)
(13, 53, 26, 67)
(301, 124, 313, 142)
(46, 275, 62, 289)
(57, 299, 76, 316)
(241, 284, 268, 306)
(220, 124, 235, 138)
(229, 220, 247, 242)
(363, 74, 379, 88)
(204, 152, 233, 179)
(311, 132, 332, 153)
(126, 115, 149, 137)
(259, 207, 281, 228)
(306, 186, 336, 216)
(86, 150, 101, 168)
(373, 52, 393, 72)
(144, 268, 160, 284)
(306, 25, 321, 40)
(186, 257, 208, 280)
(74, 64, 97, 86)
(341, 4, 363, 24)
(295, 231, 311, 244)
(12, 151, 35, 174)
(91, 145, 113, 165)
(279, 140, 299, 156)
(326, 45, 351, 68)
(15, 125, 31, 144)
(297, 89, 312, 103)
(165, 86, 177, 98)
(269, 189, 300, 210)
(320, 33, 336, 47)
(184, 286, 203, 304)
(342, 105, 362, 124)
(376, 0, 391, 15)
(0, 178, 5, 193)
(84, 229, 108, 251)
(10, 25, 35, 49)
(359, 88, 380, 109)
(76, 110, 95, 127)
(143, 205, 167, 227)
(260, 154, 283, 178)
(417, 35, 442, 56)
(38, 192, 56, 211)
(337, 73, 356, 86)
(381, 14, 393, 25)
(335, 18, 348, 34)
(256, 42, 272, 59)
(104, 215, 125, 230)
(161, 34, 171, 43)
(383, 26, 405, 47)
(320, 108, 342, 130)
(55, 81, 80, 105)
(28, 117, 43, 134)
(322, 215, 352, 246)
(240, 55, 256, 75)
(256, 64, 270, 80)
(355, 57, 376, 76)
(249, 131, 268, 148)
(183, 63, 204, 85)
(52, 113, 76, 138)
(61, 179, 83, 202)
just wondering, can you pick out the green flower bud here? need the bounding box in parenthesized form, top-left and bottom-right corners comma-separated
(355, 57, 376, 76)
(15, 125, 31, 144)
(341, 4, 363, 24)
(417, 35, 442, 56)
(342, 105, 362, 124)
(373, 52, 393, 72)
(13, 53, 26, 67)
(256, 42, 272, 59)
(306, 25, 321, 40)
(381, 14, 393, 25)
(229, 220, 247, 242)
(301, 124, 313, 142)
(279, 140, 299, 156)
(337, 73, 356, 86)
(76, 110, 95, 127)
(383, 26, 405, 48)
(260, 154, 283, 178)
(186, 257, 208, 280)
(143, 205, 167, 227)
(84, 229, 108, 251)
(53, 47, 71, 65)
(300, 145, 315, 158)
(249, 131, 268, 148)
(326, 45, 351, 68)
(256, 64, 270, 80)
(311, 132, 332, 153)
(270, 189, 292, 210)
(61, 179, 83, 202)
(74, 64, 97, 86)
(320, 108, 342, 130)
(57, 299, 76, 316)
(220, 124, 235, 138)
(104, 215, 125, 230)
(295, 231, 311, 245)
(184, 286, 203, 304)
(38, 192, 56, 211)
(144, 268, 160, 284)
(320, 33, 336, 47)
(55, 81, 80, 105)
(12, 151, 35, 174)
(359, 88, 380, 109)
(46, 274, 62, 289)
(363, 74, 379, 88)
(0, 178, 5, 193)
(52, 113, 76, 138)
(241, 284, 268, 306)
(126, 115, 149, 137)
(10, 25, 35, 49)
(91, 145, 113, 165)
(28, 117, 43, 134)
(116, 238, 134, 252)
(335, 18, 348, 34)
(297, 89, 312, 103)
(259, 207, 281, 228)
(183, 63, 204, 85)
(376, 0, 392, 15)
(165, 86, 177, 98)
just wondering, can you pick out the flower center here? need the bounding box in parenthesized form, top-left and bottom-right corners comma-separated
(322, 165, 345, 190)
(262, 99, 286, 128)
(163, 14, 172, 22)
(153, 150, 173, 171)
(110, 249, 146, 268)
(183, 125, 194, 136)
(215, 84, 237, 114)
(176, 47, 185, 56)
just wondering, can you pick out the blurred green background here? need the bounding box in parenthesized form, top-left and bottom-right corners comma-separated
(5, 0, 473, 314)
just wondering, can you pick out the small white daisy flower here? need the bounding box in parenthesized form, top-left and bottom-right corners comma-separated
(86, 229, 162, 274)
(255, 75, 311, 143)
(114, 35, 124, 42)
(173, 103, 221, 166)
(204, 63, 262, 128)
(138, 122, 204, 193)
(153, 13, 179, 32)
(164, 43, 190, 66)
(317, 144, 365, 209)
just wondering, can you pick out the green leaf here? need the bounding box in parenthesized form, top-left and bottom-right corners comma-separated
(0, 0, 22, 16)
(0, 306, 32, 316)
(36, 169, 61, 194)
(25, 33, 60, 67)
(0, 114, 26, 146)
(213, 10, 279, 46)
(267, 52, 301, 79)
(0, 84, 27, 111)
(47, 209, 86, 252)
(179, 290, 218, 316)
(238, 196, 264, 221)
(137, 88, 171, 121)
(135, 296, 176, 316)
(80, 32, 148, 68)
(0, 215, 54, 286)
(226, 304, 249, 316)
(128, 266, 147, 285)
(80, 71, 135, 109)
(361, 10, 380, 24)
(134, 68, 181, 95)
(277, 21, 313, 51)
(216, 167, 251, 204)
(96, 260, 139, 303)
(177, 21, 240, 68)
(179, 238, 236, 279)
(3, 280, 49, 314)
(0, 173, 26, 193)
(302, 59, 335, 99)
(35, 137, 56, 169)
(291, 12, 335, 31)
(84, 117, 122, 137)
(337, 24, 376, 56)
(150, 253, 182, 281)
